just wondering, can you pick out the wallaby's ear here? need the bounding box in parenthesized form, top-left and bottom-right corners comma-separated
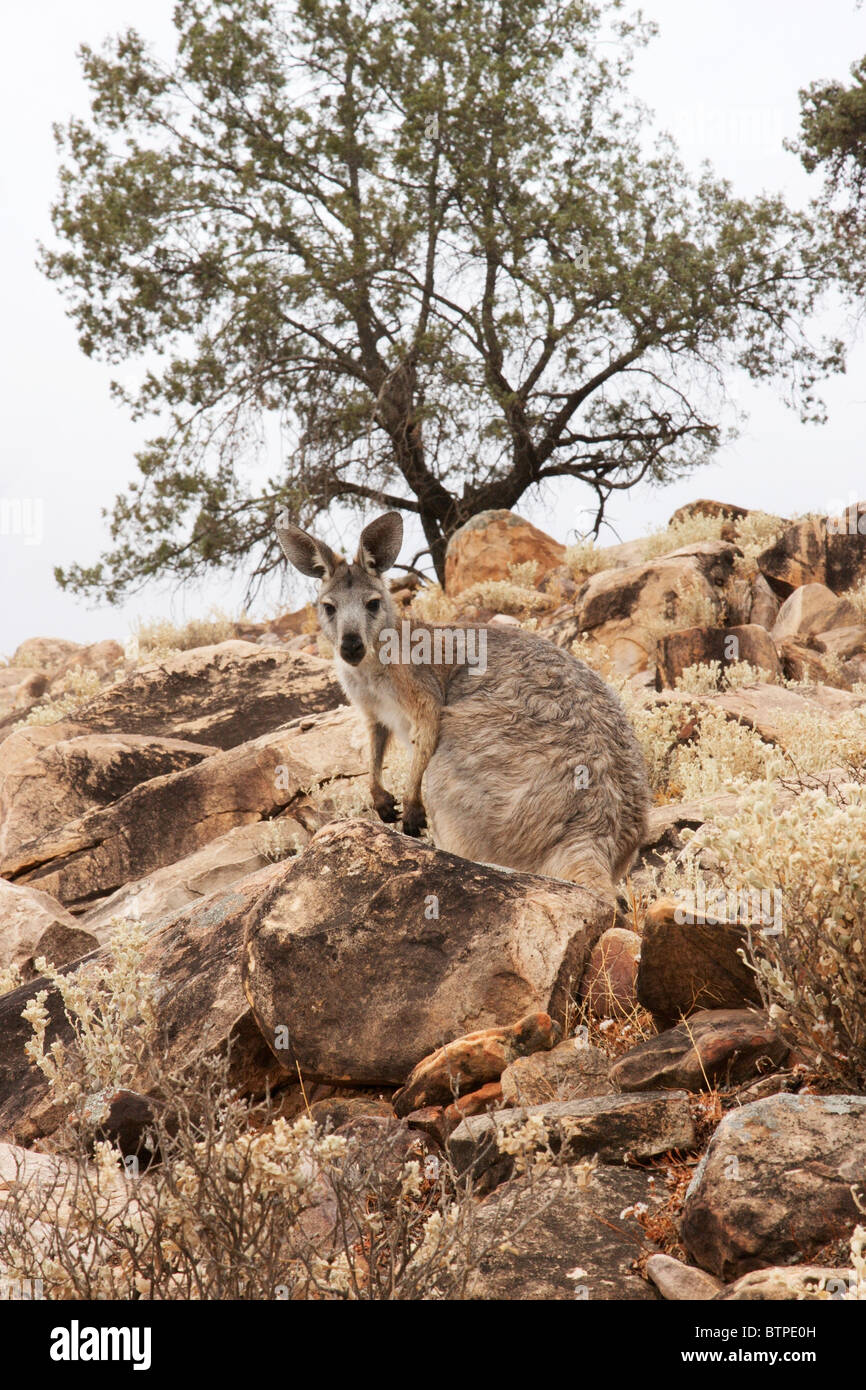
(276, 520, 339, 580)
(356, 511, 403, 575)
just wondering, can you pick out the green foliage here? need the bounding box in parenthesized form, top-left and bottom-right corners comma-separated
(791, 53, 866, 303)
(46, 0, 845, 600)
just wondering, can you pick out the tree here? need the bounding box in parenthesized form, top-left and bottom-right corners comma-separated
(45, 0, 844, 599)
(789, 52, 866, 305)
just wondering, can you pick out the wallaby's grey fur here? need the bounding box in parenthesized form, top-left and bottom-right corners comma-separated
(276, 510, 650, 899)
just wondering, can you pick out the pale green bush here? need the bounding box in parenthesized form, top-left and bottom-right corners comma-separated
(702, 782, 866, 1091)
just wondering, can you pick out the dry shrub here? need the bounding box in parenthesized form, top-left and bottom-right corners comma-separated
(132, 608, 239, 660)
(564, 540, 615, 581)
(0, 923, 569, 1300)
(642, 511, 732, 560)
(702, 782, 866, 1092)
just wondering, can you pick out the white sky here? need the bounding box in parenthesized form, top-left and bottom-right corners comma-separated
(1, 0, 864, 652)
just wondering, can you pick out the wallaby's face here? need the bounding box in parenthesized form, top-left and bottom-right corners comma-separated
(276, 510, 404, 669)
(316, 562, 393, 666)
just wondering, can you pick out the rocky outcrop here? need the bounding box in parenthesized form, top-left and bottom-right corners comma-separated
(242, 819, 611, 1087)
(0, 732, 217, 860)
(0, 708, 367, 910)
(71, 642, 344, 750)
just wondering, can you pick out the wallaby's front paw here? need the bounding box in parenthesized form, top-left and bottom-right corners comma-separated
(373, 790, 399, 823)
(402, 802, 427, 837)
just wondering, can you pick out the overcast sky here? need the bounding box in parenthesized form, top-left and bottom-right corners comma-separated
(1, 0, 864, 653)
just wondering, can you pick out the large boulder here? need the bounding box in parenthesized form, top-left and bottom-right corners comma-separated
(0, 733, 217, 860)
(757, 504, 866, 598)
(464, 1167, 661, 1300)
(0, 707, 367, 910)
(825, 500, 866, 591)
(242, 818, 612, 1087)
(444, 510, 565, 597)
(680, 1093, 866, 1280)
(69, 642, 344, 750)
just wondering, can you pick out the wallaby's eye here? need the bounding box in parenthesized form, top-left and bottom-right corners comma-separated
(366, 599, 381, 614)
(321, 602, 336, 618)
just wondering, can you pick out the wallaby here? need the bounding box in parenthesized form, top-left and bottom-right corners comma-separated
(276, 510, 650, 899)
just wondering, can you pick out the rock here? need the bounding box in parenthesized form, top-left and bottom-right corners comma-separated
(95, 1090, 162, 1169)
(777, 639, 866, 689)
(50, 639, 124, 684)
(442, 1082, 503, 1135)
(580, 928, 641, 1018)
(571, 543, 738, 677)
(0, 707, 367, 910)
(668, 499, 751, 530)
(0, 732, 217, 860)
(444, 510, 565, 597)
(242, 818, 611, 1088)
(610, 1010, 788, 1092)
(77, 819, 311, 940)
(757, 518, 827, 596)
(405, 1106, 449, 1145)
(679, 1093, 866, 1280)
(716, 1265, 859, 1301)
(646, 1253, 724, 1300)
(0, 878, 80, 975)
(709, 680, 866, 743)
(448, 1091, 695, 1185)
(655, 624, 782, 689)
(10, 637, 83, 671)
(392, 1013, 559, 1116)
(771, 582, 858, 645)
(825, 500, 866, 591)
(748, 574, 781, 630)
(464, 1167, 661, 1300)
(637, 898, 762, 1025)
(307, 1096, 396, 1130)
(23, 920, 100, 979)
(0, 862, 293, 1144)
(70, 642, 344, 750)
(500, 1039, 614, 1106)
(815, 624, 866, 659)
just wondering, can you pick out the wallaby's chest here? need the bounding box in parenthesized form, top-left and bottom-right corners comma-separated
(336, 660, 414, 746)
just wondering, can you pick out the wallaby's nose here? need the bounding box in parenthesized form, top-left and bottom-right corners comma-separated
(340, 632, 365, 665)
